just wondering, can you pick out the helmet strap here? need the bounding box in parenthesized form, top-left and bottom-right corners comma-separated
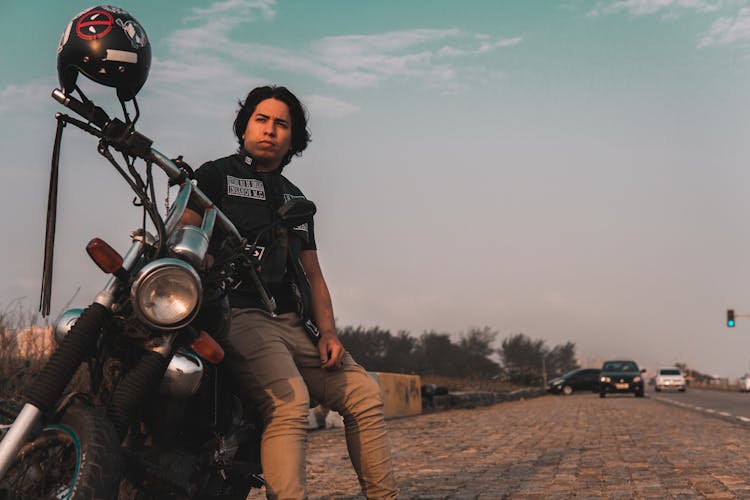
(72, 84, 91, 105)
(118, 93, 140, 127)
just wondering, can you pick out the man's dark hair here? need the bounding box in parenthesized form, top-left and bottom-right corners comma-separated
(233, 85, 311, 168)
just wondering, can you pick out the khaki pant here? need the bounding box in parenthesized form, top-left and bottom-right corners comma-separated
(223, 309, 398, 499)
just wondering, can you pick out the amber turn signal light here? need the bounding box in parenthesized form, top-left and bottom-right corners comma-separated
(191, 330, 225, 364)
(86, 238, 124, 274)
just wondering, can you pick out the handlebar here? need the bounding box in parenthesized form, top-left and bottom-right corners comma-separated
(51, 88, 242, 242)
(51, 89, 110, 129)
(151, 149, 241, 241)
(52, 88, 152, 157)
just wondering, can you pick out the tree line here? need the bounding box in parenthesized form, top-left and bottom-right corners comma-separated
(337, 325, 579, 386)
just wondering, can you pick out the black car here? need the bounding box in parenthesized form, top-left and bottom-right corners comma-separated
(547, 368, 601, 395)
(599, 360, 645, 397)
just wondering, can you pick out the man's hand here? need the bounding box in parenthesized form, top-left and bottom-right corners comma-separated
(319, 331, 346, 370)
(300, 250, 343, 370)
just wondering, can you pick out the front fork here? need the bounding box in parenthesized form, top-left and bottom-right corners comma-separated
(0, 237, 145, 480)
(0, 331, 178, 480)
(0, 302, 110, 480)
(0, 404, 42, 479)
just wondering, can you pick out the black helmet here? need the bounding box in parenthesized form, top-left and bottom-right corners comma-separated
(57, 5, 151, 101)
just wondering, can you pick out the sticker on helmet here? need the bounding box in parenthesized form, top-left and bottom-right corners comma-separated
(76, 9, 114, 41)
(58, 20, 73, 53)
(104, 49, 138, 64)
(116, 18, 148, 49)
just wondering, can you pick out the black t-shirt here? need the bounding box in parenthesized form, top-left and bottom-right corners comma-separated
(191, 153, 316, 312)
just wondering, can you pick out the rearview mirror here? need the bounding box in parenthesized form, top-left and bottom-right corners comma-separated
(277, 199, 316, 228)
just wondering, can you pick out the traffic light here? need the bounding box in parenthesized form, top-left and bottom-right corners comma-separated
(727, 309, 736, 328)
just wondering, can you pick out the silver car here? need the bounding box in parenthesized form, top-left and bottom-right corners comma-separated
(654, 367, 686, 392)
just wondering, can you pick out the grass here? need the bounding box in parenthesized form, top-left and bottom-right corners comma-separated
(0, 303, 53, 399)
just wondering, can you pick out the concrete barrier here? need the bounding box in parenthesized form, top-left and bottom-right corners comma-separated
(307, 372, 423, 429)
(370, 372, 422, 419)
(424, 387, 547, 412)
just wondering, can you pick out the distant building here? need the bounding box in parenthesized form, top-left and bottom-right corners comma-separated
(10, 325, 55, 359)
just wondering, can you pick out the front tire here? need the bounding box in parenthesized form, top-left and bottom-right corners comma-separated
(562, 385, 573, 396)
(0, 402, 122, 499)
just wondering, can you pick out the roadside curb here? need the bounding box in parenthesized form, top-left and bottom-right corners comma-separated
(306, 384, 547, 429)
(423, 387, 547, 412)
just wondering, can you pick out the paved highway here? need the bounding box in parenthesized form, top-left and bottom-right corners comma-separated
(247, 392, 750, 499)
(650, 386, 750, 425)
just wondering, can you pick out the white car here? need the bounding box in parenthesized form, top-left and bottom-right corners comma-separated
(654, 367, 686, 392)
(739, 374, 750, 392)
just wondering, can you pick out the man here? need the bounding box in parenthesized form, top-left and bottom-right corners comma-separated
(181, 85, 398, 499)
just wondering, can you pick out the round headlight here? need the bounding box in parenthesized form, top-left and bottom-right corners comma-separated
(633, 376, 642, 383)
(131, 258, 202, 330)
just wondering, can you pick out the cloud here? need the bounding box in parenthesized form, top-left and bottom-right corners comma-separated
(303, 94, 359, 118)
(160, 1, 522, 101)
(585, 0, 750, 49)
(438, 36, 523, 57)
(187, 0, 276, 22)
(314, 29, 462, 58)
(149, 55, 244, 90)
(0, 82, 54, 113)
(145, 57, 270, 135)
(587, 0, 724, 17)
(307, 30, 522, 88)
(141, 0, 524, 123)
(698, 6, 750, 46)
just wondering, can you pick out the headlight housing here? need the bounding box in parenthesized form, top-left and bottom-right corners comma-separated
(633, 376, 642, 383)
(53, 308, 84, 345)
(601, 376, 611, 383)
(131, 258, 202, 330)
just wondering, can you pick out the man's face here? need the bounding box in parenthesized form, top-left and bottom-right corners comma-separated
(243, 98, 293, 171)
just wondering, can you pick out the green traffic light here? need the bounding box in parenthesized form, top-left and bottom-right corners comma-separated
(728, 320, 736, 328)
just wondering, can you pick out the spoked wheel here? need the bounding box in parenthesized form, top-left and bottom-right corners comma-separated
(0, 402, 122, 500)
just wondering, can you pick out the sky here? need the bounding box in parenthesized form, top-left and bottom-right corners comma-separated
(2, 0, 750, 378)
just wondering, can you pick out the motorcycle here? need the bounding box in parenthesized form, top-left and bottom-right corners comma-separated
(0, 30, 315, 500)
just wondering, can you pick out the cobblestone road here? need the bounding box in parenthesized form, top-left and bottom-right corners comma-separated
(248, 393, 750, 499)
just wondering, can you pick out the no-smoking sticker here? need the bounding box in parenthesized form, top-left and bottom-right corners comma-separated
(76, 9, 114, 41)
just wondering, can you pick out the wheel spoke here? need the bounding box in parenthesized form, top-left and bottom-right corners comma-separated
(1, 428, 78, 497)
